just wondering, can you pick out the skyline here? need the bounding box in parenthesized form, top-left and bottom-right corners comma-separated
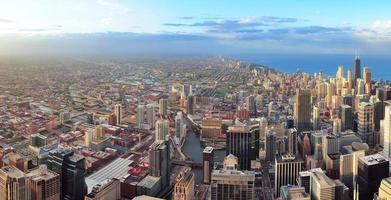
(1, 0, 391, 56)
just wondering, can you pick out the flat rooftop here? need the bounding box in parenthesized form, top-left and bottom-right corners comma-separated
(360, 153, 388, 166)
(203, 146, 214, 154)
(86, 155, 134, 192)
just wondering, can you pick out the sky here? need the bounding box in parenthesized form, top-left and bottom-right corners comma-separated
(1, 0, 391, 56)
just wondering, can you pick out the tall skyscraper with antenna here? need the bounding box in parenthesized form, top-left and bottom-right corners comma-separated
(354, 55, 361, 83)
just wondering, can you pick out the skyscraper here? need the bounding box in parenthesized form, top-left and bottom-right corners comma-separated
(363, 67, 372, 94)
(322, 135, 340, 161)
(356, 154, 389, 200)
(172, 168, 195, 200)
(158, 98, 168, 116)
(246, 95, 256, 116)
(175, 112, 183, 140)
(354, 56, 361, 83)
(146, 103, 155, 128)
(311, 170, 336, 200)
(181, 84, 192, 99)
(357, 102, 374, 146)
(114, 104, 122, 125)
(339, 150, 365, 195)
(294, 89, 312, 132)
(274, 154, 304, 197)
(203, 146, 214, 185)
(186, 95, 195, 115)
(155, 119, 169, 141)
(0, 166, 30, 200)
(340, 104, 353, 131)
(312, 106, 320, 130)
(378, 177, 391, 199)
(210, 155, 255, 200)
(259, 117, 268, 160)
(287, 128, 297, 155)
(136, 104, 145, 128)
(347, 69, 353, 93)
(26, 165, 61, 200)
(47, 149, 87, 200)
(266, 128, 276, 162)
(149, 140, 170, 189)
(226, 124, 252, 170)
(383, 102, 391, 158)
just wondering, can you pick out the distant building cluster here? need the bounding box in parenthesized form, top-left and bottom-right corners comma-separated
(1, 56, 391, 200)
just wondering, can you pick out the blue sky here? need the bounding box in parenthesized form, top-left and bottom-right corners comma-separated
(1, 0, 391, 56)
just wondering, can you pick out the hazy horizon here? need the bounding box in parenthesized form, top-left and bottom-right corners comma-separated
(1, 0, 391, 57)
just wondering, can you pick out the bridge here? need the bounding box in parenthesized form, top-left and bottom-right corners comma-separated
(171, 159, 203, 168)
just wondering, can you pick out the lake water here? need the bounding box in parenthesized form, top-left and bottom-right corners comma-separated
(233, 53, 391, 81)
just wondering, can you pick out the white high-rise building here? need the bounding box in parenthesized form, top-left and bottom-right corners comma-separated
(159, 98, 168, 116)
(114, 104, 122, 125)
(382, 102, 391, 159)
(85, 129, 93, 147)
(274, 154, 304, 197)
(311, 170, 336, 200)
(322, 135, 340, 161)
(175, 112, 184, 140)
(136, 104, 145, 128)
(259, 117, 268, 159)
(147, 103, 155, 129)
(156, 119, 169, 141)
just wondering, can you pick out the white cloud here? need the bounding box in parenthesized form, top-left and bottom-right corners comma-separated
(357, 20, 391, 41)
(96, 0, 129, 13)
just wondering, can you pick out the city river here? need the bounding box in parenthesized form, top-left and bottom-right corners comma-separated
(182, 129, 226, 184)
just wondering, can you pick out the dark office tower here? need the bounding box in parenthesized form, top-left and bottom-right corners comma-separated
(354, 56, 361, 83)
(287, 116, 294, 129)
(266, 129, 277, 162)
(287, 128, 297, 155)
(374, 100, 385, 132)
(340, 104, 353, 131)
(186, 95, 195, 115)
(377, 88, 386, 101)
(298, 171, 312, 194)
(294, 89, 312, 133)
(226, 124, 252, 170)
(246, 95, 257, 116)
(47, 149, 87, 200)
(356, 154, 389, 200)
(203, 146, 214, 185)
(342, 95, 354, 108)
(149, 140, 170, 189)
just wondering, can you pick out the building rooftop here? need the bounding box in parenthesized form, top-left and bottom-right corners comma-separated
(203, 146, 214, 154)
(26, 165, 59, 181)
(0, 166, 25, 178)
(133, 195, 164, 200)
(360, 153, 388, 166)
(312, 171, 336, 187)
(86, 178, 119, 198)
(86, 155, 134, 192)
(69, 154, 85, 163)
(137, 175, 161, 188)
(276, 154, 303, 163)
(328, 153, 341, 160)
